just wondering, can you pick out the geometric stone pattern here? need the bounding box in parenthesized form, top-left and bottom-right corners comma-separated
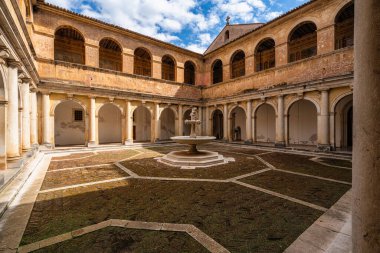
(18, 219, 230, 253)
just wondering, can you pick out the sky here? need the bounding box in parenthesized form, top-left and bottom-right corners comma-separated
(46, 0, 309, 54)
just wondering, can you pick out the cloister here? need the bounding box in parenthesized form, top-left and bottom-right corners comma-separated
(0, 0, 379, 252)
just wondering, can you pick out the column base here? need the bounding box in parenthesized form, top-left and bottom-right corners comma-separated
(42, 143, 53, 149)
(275, 142, 286, 148)
(87, 141, 97, 148)
(124, 139, 133, 145)
(317, 144, 332, 152)
(244, 139, 253, 144)
(7, 155, 21, 161)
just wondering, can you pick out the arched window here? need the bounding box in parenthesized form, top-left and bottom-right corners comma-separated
(335, 2, 354, 50)
(212, 59, 223, 84)
(54, 27, 85, 64)
(255, 38, 275, 72)
(288, 22, 317, 63)
(225, 30, 230, 42)
(134, 48, 152, 77)
(231, 50, 245, 79)
(161, 55, 176, 81)
(99, 38, 122, 71)
(184, 61, 196, 85)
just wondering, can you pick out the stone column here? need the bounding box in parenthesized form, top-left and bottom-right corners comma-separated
(178, 104, 183, 136)
(352, 1, 380, 252)
(318, 89, 330, 150)
(6, 62, 20, 158)
(223, 104, 228, 141)
(245, 100, 253, 143)
(205, 106, 210, 136)
(18, 102, 23, 155)
(275, 95, 285, 147)
(42, 93, 51, 145)
(30, 90, 38, 145)
(0, 100, 6, 169)
(124, 101, 133, 144)
(197, 106, 202, 135)
(21, 78, 31, 150)
(154, 103, 161, 142)
(88, 96, 96, 147)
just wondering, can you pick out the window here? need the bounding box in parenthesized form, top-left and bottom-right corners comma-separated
(73, 109, 83, 122)
(225, 30, 230, 42)
(335, 2, 354, 50)
(288, 22, 317, 63)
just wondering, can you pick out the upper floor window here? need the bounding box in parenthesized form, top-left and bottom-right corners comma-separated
(335, 2, 354, 50)
(231, 50, 245, 79)
(288, 22, 317, 63)
(134, 48, 152, 77)
(212, 59, 223, 84)
(184, 61, 196, 85)
(255, 38, 275, 72)
(162, 55, 176, 81)
(99, 38, 122, 71)
(54, 27, 85, 64)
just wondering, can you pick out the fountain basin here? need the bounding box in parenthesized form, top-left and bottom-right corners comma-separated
(170, 136, 216, 145)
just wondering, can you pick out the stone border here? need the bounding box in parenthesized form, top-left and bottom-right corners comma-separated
(284, 190, 352, 253)
(17, 219, 230, 253)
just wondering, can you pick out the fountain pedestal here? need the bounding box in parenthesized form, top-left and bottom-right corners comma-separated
(156, 107, 234, 169)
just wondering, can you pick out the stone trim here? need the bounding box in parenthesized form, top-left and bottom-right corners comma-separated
(18, 219, 230, 253)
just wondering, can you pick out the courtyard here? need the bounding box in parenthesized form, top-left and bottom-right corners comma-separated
(2, 143, 351, 253)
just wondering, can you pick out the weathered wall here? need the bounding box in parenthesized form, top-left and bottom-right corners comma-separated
(133, 106, 151, 142)
(288, 99, 317, 145)
(256, 104, 276, 143)
(98, 103, 122, 144)
(54, 100, 86, 146)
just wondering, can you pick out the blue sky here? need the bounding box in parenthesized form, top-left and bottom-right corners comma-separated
(46, 0, 309, 53)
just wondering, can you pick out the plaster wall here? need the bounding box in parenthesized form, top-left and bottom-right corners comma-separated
(98, 103, 122, 144)
(160, 108, 175, 140)
(288, 100, 317, 145)
(54, 100, 85, 146)
(133, 106, 151, 142)
(256, 104, 276, 143)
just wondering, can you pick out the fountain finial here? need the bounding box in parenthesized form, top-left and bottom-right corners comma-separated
(185, 107, 201, 138)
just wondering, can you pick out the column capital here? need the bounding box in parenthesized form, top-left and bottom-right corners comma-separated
(88, 95, 96, 99)
(40, 91, 50, 96)
(7, 60, 22, 69)
(21, 77, 32, 84)
(318, 88, 330, 92)
(0, 48, 10, 64)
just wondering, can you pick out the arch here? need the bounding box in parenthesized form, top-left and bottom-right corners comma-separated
(134, 47, 152, 77)
(212, 109, 223, 140)
(99, 38, 122, 71)
(133, 106, 151, 142)
(288, 22, 317, 63)
(229, 106, 246, 141)
(54, 26, 85, 64)
(335, 1, 354, 50)
(212, 59, 223, 84)
(230, 50, 245, 79)
(160, 108, 176, 140)
(286, 96, 321, 115)
(161, 55, 176, 81)
(255, 38, 275, 72)
(255, 103, 276, 143)
(98, 103, 122, 144)
(288, 99, 318, 145)
(54, 100, 86, 146)
(333, 94, 353, 150)
(184, 61, 196, 85)
(0, 66, 7, 100)
(183, 109, 192, 136)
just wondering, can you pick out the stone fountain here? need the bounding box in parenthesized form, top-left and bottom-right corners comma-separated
(157, 107, 234, 169)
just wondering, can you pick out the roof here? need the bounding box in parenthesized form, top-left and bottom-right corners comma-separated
(204, 23, 263, 54)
